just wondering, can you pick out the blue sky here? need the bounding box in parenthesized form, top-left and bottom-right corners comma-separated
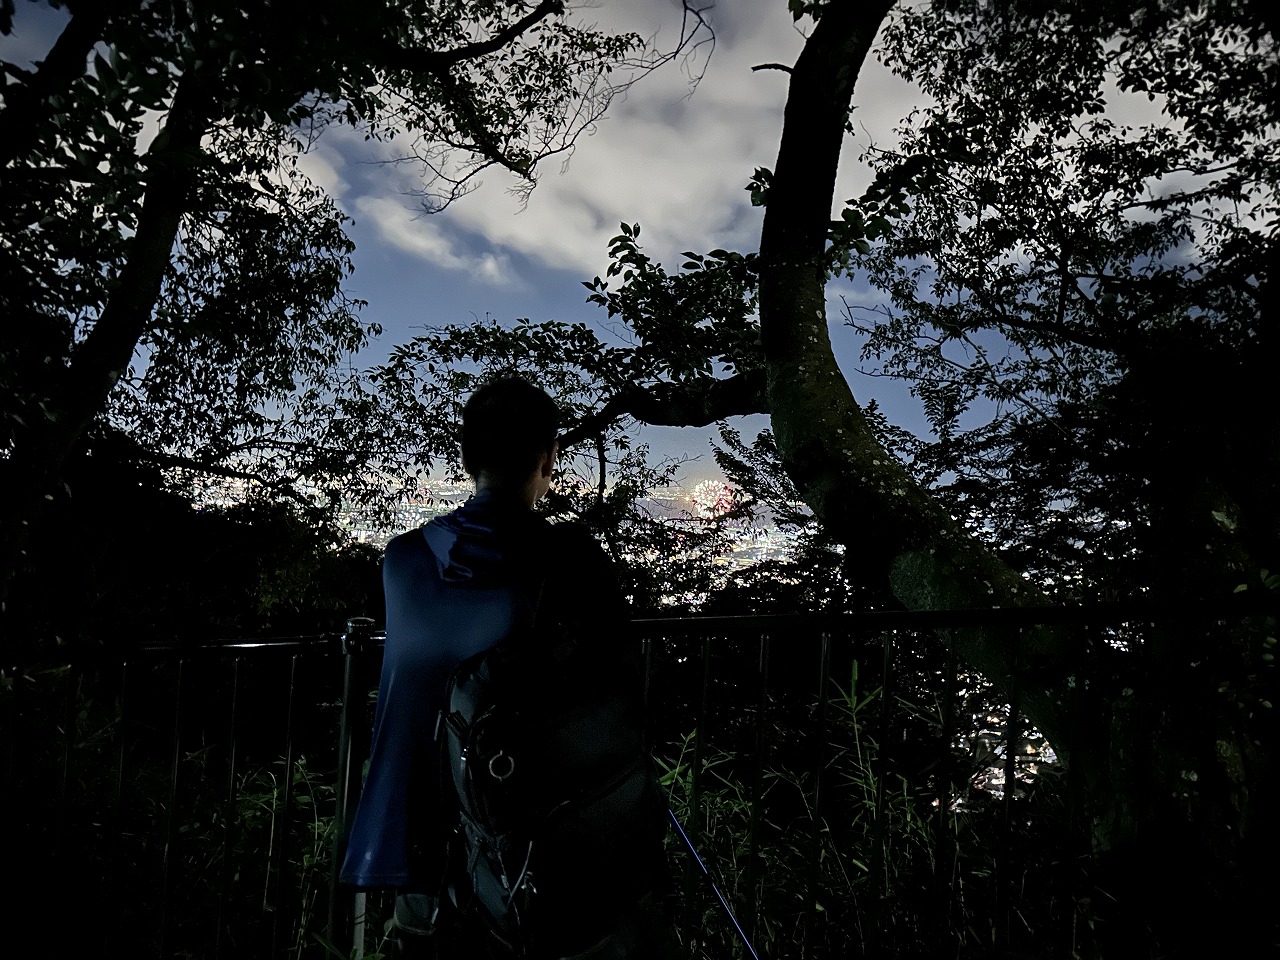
(5, 0, 931, 485)
(299, 0, 932, 482)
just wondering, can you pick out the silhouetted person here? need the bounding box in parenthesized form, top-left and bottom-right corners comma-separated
(340, 375, 671, 959)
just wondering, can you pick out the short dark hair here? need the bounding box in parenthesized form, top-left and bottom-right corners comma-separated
(461, 375, 560, 485)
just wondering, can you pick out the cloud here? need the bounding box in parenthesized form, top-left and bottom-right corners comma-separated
(352, 195, 526, 289)
(295, 142, 350, 197)
(318, 0, 923, 299)
(396, 0, 919, 281)
(420, 0, 809, 278)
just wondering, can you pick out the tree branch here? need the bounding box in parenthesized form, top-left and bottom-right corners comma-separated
(378, 0, 564, 72)
(359, 1, 567, 180)
(0, 0, 133, 171)
(558, 370, 767, 450)
(2, 73, 213, 600)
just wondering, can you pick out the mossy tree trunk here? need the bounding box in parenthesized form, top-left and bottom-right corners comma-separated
(755, 4, 1276, 955)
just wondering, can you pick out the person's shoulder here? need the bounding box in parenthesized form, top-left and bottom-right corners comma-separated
(383, 526, 429, 565)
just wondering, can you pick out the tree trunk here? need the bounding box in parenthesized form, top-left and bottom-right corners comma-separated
(754, 5, 1276, 955)
(1, 76, 213, 609)
(757, 2, 1074, 744)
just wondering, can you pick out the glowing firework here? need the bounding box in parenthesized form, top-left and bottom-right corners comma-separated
(690, 479, 735, 518)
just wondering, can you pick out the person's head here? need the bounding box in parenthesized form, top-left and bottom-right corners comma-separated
(461, 375, 560, 501)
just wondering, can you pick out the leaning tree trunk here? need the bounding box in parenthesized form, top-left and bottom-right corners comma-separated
(0, 75, 213, 611)
(756, 1, 1073, 744)
(754, 4, 1276, 957)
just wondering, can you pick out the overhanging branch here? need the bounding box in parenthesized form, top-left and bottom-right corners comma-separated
(371, 0, 564, 74)
(0, 0, 130, 170)
(559, 370, 767, 450)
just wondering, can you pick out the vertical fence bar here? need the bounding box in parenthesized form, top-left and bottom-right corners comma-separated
(685, 632, 713, 945)
(997, 626, 1022, 954)
(215, 656, 242, 960)
(936, 629, 958, 946)
(52, 661, 79, 875)
(870, 629, 896, 953)
(745, 631, 770, 943)
(160, 658, 187, 959)
(268, 653, 301, 958)
(641, 632, 655, 751)
(1066, 621, 1098, 960)
(353, 890, 367, 960)
(875, 632, 895, 838)
(691, 633, 712, 839)
(108, 659, 130, 922)
(805, 630, 832, 959)
(329, 617, 376, 956)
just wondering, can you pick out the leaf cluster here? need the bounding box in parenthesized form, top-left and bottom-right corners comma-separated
(1, 0, 662, 535)
(582, 222, 762, 382)
(843, 0, 1279, 600)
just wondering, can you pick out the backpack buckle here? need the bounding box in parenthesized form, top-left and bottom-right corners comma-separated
(488, 750, 515, 781)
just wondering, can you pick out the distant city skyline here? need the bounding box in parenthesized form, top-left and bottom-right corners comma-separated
(338, 476, 803, 573)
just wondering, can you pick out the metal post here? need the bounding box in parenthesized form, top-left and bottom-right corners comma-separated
(746, 631, 770, 943)
(936, 629, 958, 945)
(215, 656, 242, 960)
(58, 662, 78, 810)
(267, 653, 300, 957)
(997, 627, 1022, 953)
(669, 809, 763, 960)
(108, 660, 130, 895)
(328, 617, 376, 955)
(160, 658, 187, 958)
(640, 633, 654, 752)
(684, 633, 713, 946)
(806, 630, 831, 957)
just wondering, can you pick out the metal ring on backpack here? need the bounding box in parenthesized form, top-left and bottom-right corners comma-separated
(488, 750, 515, 781)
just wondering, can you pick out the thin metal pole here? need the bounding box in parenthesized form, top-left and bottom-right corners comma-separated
(160, 658, 187, 958)
(746, 631, 770, 943)
(937, 629, 958, 947)
(806, 631, 831, 958)
(268, 653, 300, 958)
(685, 633, 713, 941)
(873, 632, 895, 884)
(108, 660, 130, 921)
(669, 809, 763, 960)
(641, 633, 654, 751)
(998, 627, 1022, 953)
(215, 656, 242, 960)
(352, 891, 366, 960)
(691, 633, 712, 842)
(329, 617, 375, 955)
(1, 664, 18, 787)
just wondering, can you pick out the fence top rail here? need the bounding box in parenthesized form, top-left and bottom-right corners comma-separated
(136, 633, 344, 654)
(631, 597, 1277, 635)
(10, 596, 1275, 668)
(5, 633, 344, 669)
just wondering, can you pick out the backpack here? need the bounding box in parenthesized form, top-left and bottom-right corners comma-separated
(438, 582, 665, 956)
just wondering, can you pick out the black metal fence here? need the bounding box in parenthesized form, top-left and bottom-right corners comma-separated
(3, 604, 1260, 959)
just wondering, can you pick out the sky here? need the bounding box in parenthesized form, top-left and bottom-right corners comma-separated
(297, 0, 932, 484)
(4, 0, 932, 486)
